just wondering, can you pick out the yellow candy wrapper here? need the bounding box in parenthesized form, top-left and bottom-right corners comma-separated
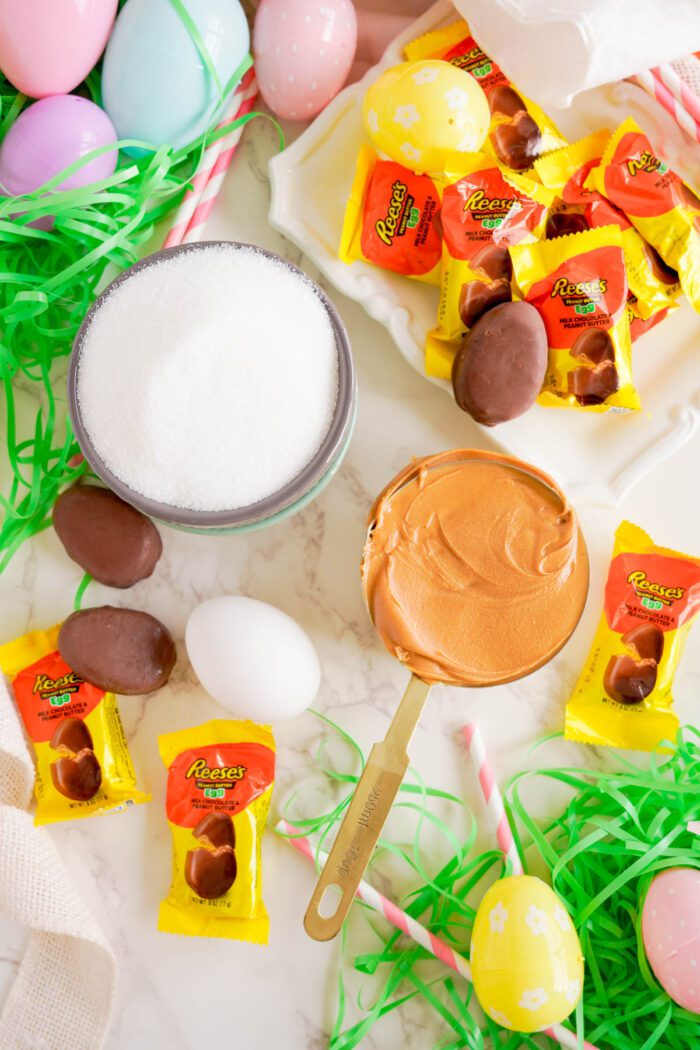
(158, 720, 275, 943)
(565, 522, 700, 752)
(0, 626, 150, 824)
(405, 20, 566, 171)
(536, 130, 681, 319)
(425, 156, 554, 379)
(340, 145, 442, 285)
(627, 292, 677, 342)
(590, 118, 700, 312)
(510, 225, 639, 411)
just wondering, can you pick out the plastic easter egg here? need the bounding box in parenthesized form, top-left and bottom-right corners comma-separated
(185, 596, 321, 722)
(0, 0, 118, 98)
(254, 0, 357, 121)
(363, 60, 490, 174)
(642, 867, 700, 1013)
(0, 96, 117, 227)
(470, 875, 584, 1033)
(102, 0, 250, 154)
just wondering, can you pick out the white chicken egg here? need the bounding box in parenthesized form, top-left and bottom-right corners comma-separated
(185, 596, 321, 721)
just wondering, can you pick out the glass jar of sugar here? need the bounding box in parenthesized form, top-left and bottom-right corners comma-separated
(68, 242, 356, 533)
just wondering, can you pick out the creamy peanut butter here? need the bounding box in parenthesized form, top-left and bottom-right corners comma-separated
(361, 450, 589, 686)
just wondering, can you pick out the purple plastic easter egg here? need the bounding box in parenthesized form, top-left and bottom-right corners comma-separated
(0, 0, 118, 98)
(0, 95, 118, 198)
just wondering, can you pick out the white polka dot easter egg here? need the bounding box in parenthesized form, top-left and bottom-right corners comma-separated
(470, 875, 584, 1033)
(642, 867, 700, 1013)
(253, 0, 357, 121)
(363, 60, 490, 174)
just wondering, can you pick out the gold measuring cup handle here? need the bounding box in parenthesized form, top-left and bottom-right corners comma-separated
(304, 675, 431, 941)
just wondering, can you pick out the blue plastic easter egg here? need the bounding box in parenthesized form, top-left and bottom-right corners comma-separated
(101, 0, 250, 154)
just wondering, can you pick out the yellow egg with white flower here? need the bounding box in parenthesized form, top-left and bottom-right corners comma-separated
(363, 60, 489, 174)
(470, 876, 584, 1033)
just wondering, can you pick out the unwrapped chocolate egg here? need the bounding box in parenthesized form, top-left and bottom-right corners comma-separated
(59, 606, 176, 695)
(254, 0, 357, 121)
(452, 301, 547, 426)
(53, 485, 162, 588)
(364, 60, 489, 174)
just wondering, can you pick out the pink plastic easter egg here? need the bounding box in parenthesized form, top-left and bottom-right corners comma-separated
(0, 0, 118, 98)
(254, 0, 357, 121)
(642, 867, 700, 1013)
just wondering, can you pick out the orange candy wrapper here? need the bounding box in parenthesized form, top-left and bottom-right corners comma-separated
(590, 118, 700, 312)
(566, 521, 700, 752)
(510, 225, 639, 411)
(536, 130, 681, 320)
(405, 20, 566, 171)
(425, 155, 554, 378)
(158, 720, 275, 943)
(0, 626, 150, 824)
(340, 145, 442, 284)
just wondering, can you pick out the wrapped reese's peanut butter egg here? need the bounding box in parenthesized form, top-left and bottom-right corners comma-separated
(425, 155, 554, 378)
(566, 521, 700, 752)
(405, 20, 566, 171)
(340, 145, 442, 284)
(0, 625, 150, 824)
(590, 118, 700, 312)
(510, 225, 639, 411)
(158, 720, 275, 942)
(536, 130, 682, 320)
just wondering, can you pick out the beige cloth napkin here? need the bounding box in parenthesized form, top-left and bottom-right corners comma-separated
(0, 675, 117, 1050)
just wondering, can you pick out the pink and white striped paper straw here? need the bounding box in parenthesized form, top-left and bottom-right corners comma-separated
(462, 723, 524, 876)
(634, 68, 700, 144)
(163, 68, 258, 249)
(656, 63, 700, 125)
(278, 819, 596, 1050)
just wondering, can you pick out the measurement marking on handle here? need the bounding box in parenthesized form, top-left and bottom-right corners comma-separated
(336, 783, 382, 878)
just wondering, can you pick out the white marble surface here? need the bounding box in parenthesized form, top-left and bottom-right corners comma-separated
(2, 112, 700, 1050)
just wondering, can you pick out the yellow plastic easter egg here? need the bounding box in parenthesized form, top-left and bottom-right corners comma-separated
(470, 875, 584, 1033)
(363, 60, 490, 174)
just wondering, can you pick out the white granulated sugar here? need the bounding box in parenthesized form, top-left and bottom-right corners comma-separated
(77, 245, 339, 511)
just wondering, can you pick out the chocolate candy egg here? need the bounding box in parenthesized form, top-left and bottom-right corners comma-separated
(193, 812, 236, 850)
(364, 60, 489, 174)
(492, 111, 541, 171)
(642, 868, 700, 1014)
(470, 875, 584, 1033)
(459, 278, 512, 329)
(452, 301, 547, 426)
(185, 846, 237, 899)
(59, 606, 176, 695)
(53, 485, 162, 588)
(603, 653, 657, 703)
(254, 0, 357, 121)
(622, 623, 664, 663)
(50, 716, 94, 754)
(51, 750, 102, 801)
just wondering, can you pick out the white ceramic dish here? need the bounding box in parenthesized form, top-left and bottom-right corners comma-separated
(269, 0, 700, 507)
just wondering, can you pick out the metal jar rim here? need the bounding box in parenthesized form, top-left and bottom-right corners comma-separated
(68, 240, 356, 529)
